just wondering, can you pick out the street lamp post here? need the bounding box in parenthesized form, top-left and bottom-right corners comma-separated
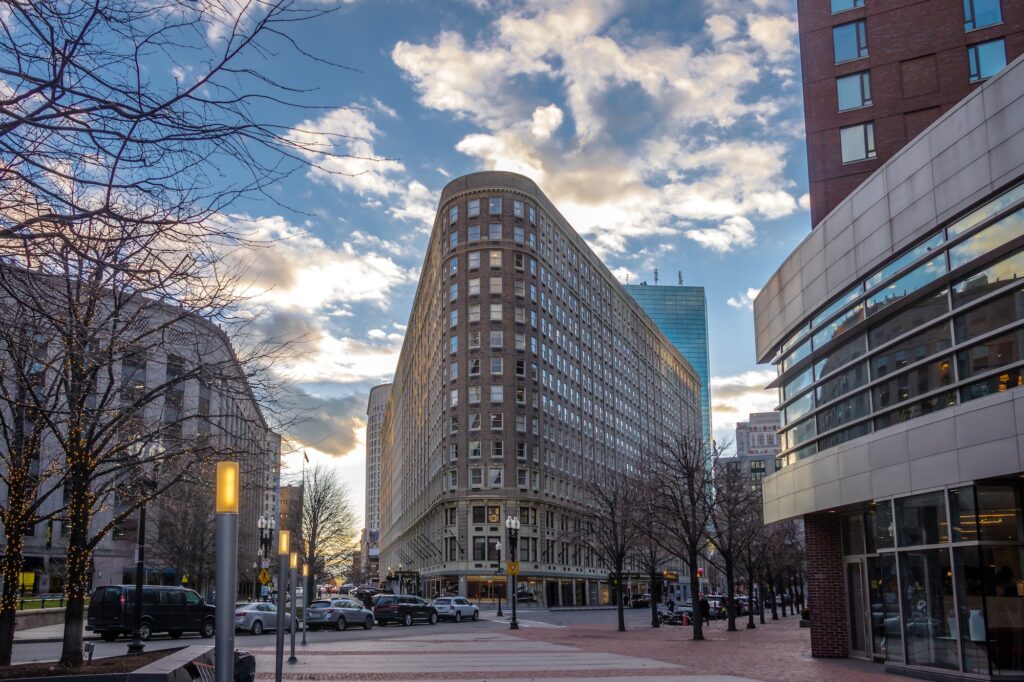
(494, 541, 503, 618)
(288, 552, 298, 664)
(275, 530, 290, 682)
(214, 462, 240, 682)
(258, 515, 275, 601)
(505, 516, 520, 630)
(301, 564, 309, 646)
(126, 500, 148, 655)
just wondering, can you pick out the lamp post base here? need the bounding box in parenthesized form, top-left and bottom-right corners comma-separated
(288, 656, 298, 664)
(126, 641, 145, 654)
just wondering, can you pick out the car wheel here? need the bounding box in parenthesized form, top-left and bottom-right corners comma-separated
(455, 611, 462, 623)
(169, 630, 183, 639)
(335, 617, 346, 631)
(138, 621, 153, 641)
(402, 613, 413, 627)
(251, 620, 264, 636)
(100, 631, 118, 642)
(363, 615, 373, 630)
(472, 610, 479, 621)
(429, 612, 438, 625)
(200, 618, 215, 638)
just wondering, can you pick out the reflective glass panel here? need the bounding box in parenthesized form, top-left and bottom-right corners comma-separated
(813, 304, 864, 349)
(871, 323, 952, 378)
(781, 339, 812, 373)
(866, 257, 947, 317)
(896, 491, 950, 546)
(877, 554, 903, 662)
(947, 182, 1024, 238)
(954, 286, 1024, 342)
(816, 361, 868, 404)
(818, 421, 871, 450)
(960, 365, 1024, 402)
(816, 391, 869, 433)
(876, 501, 895, 549)
(954, 545, 1024, 676)
(837, 71, 872, 111)
(834, 20, 869, 63)
(865, 234, 945, 292)
(957, 327, 1024, 380)
(785, 391, 814, 424)
(949, 208, 1024, 270)
(874, 391, 956, 430)
(968, 39, 1007, 82)
(949, 486, 979, 543)
(783, 366, 814, 400)
(872, 357, 954, 409)
(870, 290, 950, 348)
(976, 484, 1022, 542)
(952, 249, 1024, 308)
(811, 286, 862, 329)
(784, 417, 816, 450)
(815, 333, 867, 379)
(964, 0, 1002, 30)
(900, 549, 958, 669)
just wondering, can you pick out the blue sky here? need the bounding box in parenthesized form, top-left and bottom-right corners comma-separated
(222, 0, 811, 524)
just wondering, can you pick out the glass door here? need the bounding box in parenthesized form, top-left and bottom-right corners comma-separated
(846, 559, 871, 659)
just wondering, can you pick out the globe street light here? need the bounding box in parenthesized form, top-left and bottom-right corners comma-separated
(505, 516, 520, 630)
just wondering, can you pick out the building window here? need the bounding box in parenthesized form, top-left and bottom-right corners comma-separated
(489, 303, 502, 321)
(449, 444, 458, 462)
(490, 330, 503, 348)
(515, 333, 526, 351)
(449, 282, 458, 301)
(469, 412, 481, 430)
(489, 197, 501, 215)
(516, 442, 527, 459)
(449, 231, 458, 250)
(449, 257, 458, 276)
(513, 200, 524, 218)
(514, 226, 524, 243)
(469, 331, 481, 349)
(468, 251, 481, 270)
(490, 277, 502, 295)
(450, 309, 458, 328)
(490, 357, 503, 375)
(840, 122, 876, 163)
(449, 205, 458, 225)
(830, 0, 863, 13)
(964, 0, 1001, 31)
(490, 385, 504, 403)
(515, 306, 525, 324)
(490, 250, 502, 269)
(489, 223, 503, 240)
(449, 415, 458, 434)
(470, 468, 483, 488)
(837, 71, 872, 111)
(515, 387, 526, 405)
(469, 358, 481, 376)
(469, 304, 481, 323)
(449, 362, 458, 380)
(468, 199, 480, 217)
(489, 467, 503, 487)
(469, 225, 480, 241)
(968, 39, 1006, 82)
(450, 336, 458, 354)
(469, 441, 481, 458)
(491, 412, 503, 430)
(487, 505, 501, 524)
(517, 468, 528, 487)
(469, 278, 481, 296)
(515, 360, 526, 377)
(469, 386, 481, 404)
(514, 280, 526, 298)
(449, 389, 458, 407)
(833, 20, 868, 64)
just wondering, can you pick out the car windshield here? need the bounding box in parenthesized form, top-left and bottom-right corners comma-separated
(434, 598, 451, 604)
(309, 601, 331, 608)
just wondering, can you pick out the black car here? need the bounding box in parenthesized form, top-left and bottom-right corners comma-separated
(372, 593, 438, 626)
(87, 585, 215, 641)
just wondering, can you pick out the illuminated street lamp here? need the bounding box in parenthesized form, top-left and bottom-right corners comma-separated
(301, 564, 309, 646)
(288, 552, 298, 664)
(275, 530, 290, 682)
(215, 462, 239, 682)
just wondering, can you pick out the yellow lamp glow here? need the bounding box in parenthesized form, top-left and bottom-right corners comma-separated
(215, 461, 239, 513)
(290, 552, 298, 570)
(278, 530, 290, 557)
(302, 564, 309, 577)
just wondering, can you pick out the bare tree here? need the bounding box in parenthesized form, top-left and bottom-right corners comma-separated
(300, 463, 357, 603)
(710, 455, 762, 632)
(0, 0, 362, 668)
(149, 483, 217, 598)
(572, 464, 640, 632)
(649, 430, 716, 641)
(629, 466, 671, 629)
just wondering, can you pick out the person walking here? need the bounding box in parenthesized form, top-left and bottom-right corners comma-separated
(700, 595, 711, 626)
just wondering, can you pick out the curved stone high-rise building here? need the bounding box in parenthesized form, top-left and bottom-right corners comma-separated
(378, 171, 701, 605)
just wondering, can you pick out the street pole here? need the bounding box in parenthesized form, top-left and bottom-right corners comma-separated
(301, 564, 308, 646)
(288, 552, 298, 664)
(495, 540, 503, 618)
(127, 502, 147, 654)
(215, 462, 240, 682)
(506, 516, 519, 630)
(275, 530, 290, 682)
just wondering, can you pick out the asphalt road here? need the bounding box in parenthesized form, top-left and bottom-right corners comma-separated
(8, 606, 662, 666)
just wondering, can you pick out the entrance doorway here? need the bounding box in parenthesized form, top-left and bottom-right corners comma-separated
(845, 559, 871, 659)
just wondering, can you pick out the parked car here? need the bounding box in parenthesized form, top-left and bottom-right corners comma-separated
(631, 594, 651, 608)
(234, 602, 297, 635)
(305, 598, 374, 631)
(87, 585, 215, 642)
(373, 594, 438, 626)
(432, 597, 479, 622)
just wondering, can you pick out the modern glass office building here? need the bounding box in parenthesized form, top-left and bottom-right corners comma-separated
(624, 285, 712, 443)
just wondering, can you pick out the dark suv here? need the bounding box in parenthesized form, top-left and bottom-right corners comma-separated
(87, 585, 215, 641)
(372, 593, 438, 626)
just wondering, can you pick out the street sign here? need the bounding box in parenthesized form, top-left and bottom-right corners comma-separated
(258, 568, 271, 584)
(506, 561, 519, 576)
(261, 559, 270, 570)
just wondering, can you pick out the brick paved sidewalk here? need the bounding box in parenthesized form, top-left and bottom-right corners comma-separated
(504, 614, 891, 682)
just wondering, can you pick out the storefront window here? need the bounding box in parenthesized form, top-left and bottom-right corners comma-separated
(954, 545, 1024, 676)
(877, 554, 904, 662)
(950, 486, 979, 542)
(899, 549, 958, 670)
(876, 501, 895, 549)
(897, 491, 950, 546)
(977, 484, 1022, 542)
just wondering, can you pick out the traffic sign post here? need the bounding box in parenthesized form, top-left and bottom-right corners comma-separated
(258, 568, 271, 584)
(506, 562, 519, 576)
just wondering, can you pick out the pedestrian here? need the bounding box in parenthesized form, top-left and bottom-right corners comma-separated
(699, 595, 711, 626)
(667, 598, 675, 613)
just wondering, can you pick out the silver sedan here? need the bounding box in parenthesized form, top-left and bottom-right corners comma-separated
(234, 602, 297, 635)
(305, 598, 375, 631)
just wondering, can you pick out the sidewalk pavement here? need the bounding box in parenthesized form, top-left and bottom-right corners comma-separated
(13, 623, 96, 644)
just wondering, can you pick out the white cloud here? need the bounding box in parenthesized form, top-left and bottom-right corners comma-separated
(530, 104, 564, 140)
(727, 287, 761, 310)
(684, 215, 755, 252)
(746, 14, 799, 62)
(799, 192, 811, 211)
(710, 369, 778, 446)
(705, 14, 738, 42)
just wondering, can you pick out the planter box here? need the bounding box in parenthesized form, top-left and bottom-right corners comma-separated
(3, 645, 213, 682)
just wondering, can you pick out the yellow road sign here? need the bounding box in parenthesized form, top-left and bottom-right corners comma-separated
(258, 568, 271, 584)
(506, 561, 519, 576)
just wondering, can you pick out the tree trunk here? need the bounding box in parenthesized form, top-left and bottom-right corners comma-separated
(725, 558, 737, 632)
(59, 458, 92, 668)
(0, 533, 25, 665)
(689, 551, 703, 641)
(758, 579, 766, 624)
(649, 572, 659, 628)
(746, 566, 756, 630)
(615, 564, 625, 632)
(768, 582, 779, 621)
(779, 581, 787, 617)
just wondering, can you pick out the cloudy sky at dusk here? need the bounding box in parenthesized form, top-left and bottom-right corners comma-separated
(224, 0, 810, 526)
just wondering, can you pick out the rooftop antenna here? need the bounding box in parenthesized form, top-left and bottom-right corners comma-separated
(653, 268, 659, 286)
(678, 270, 683, 286)
(625, 273, 630, 284)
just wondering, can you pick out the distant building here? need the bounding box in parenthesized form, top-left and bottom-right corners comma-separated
(729, 412, 782, 491)
(360, 384, 390, 583)
(624, 284, 712, 443)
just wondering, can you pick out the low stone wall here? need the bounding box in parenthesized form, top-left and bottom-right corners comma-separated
(14, 607, 64, 631)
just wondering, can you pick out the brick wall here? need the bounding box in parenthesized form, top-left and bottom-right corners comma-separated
(805, 513, 848, 658)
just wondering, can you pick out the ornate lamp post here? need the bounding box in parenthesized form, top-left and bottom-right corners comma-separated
(214, 462, 240, 682)
(505, 516, 520, 630)
(494, 541, 503, 618)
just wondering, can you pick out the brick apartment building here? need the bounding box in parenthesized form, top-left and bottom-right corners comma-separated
(799, 0, 1024, 226)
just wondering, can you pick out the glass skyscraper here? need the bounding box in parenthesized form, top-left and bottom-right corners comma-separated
(624, 284, 712, 443)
